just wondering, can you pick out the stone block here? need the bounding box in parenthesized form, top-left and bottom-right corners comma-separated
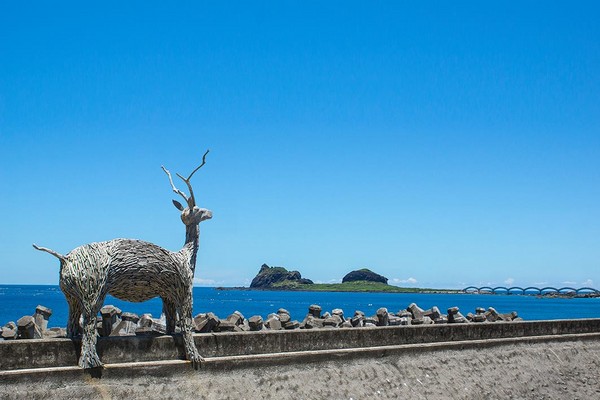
(341, 320, 353, 328)
(265, 316, 282, 330)
(100, 305, 122, 337)
(110, 312, 140, 336)
(216, 320, 236, 332)
(308, 304, 322, 318)
(323, 316, 342, 327)
(408, 303, 425, 319)
(424, 306, 441, 320)
(241, 320, 251, 331)
(226, 311, 245, 326)
(194, 313, 219, 333)
(376, 307, 389, 326)
(33, 305, 52, 332)
(472, 313, 487, 323)
(448, 309, 468, 323)
(248, 315, 264, 331)
(500, 312, 517, 321)
(332, 308, 345, 321)
(151, 319, 168, 334)
(447, 306, 460, 315)
(278, 312, 291, 325)
(4, 321, 17, 330)
(43, 327, 66, 338)
(351, 315, 364, 327)
(301, 315, 324, 329)
(485, 307, 501, 322)
(138, 313, 153, 328)
(283, 320, 300, 330)
(17, 316, 42, 339)
(1, 327, 17, 340)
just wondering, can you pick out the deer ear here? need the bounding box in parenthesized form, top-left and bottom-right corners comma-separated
(172, 200, 185, 211)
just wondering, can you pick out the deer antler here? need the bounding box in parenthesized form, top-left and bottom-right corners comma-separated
(162, 149, 210, 208)
(162, 166, 189, 205)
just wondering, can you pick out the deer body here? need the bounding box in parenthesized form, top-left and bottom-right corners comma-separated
(61, 239, 193, 303)
(34, 151, 211, 370)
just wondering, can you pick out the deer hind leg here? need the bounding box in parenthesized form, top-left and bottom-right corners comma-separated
(162, 298, 177, 334)
(65, 294, 83, 338)
(78, 295, 106, 369)
(178, 292, 203, 369)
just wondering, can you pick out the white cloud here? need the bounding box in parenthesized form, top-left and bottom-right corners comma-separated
(193, 278, 217, 286)
(562, 281, 577, 286)
(504, 278, 515, 285)
(581, 279, 594, 287)
(314, 279, 342, 284)
(392, 277, 417, 285)
(533, 281, 548, 286)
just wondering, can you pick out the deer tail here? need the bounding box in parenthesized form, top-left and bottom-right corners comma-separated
(32, 244, 67, 263)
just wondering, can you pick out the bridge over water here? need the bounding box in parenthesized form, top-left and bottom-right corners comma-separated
(462, 286, 599, 295)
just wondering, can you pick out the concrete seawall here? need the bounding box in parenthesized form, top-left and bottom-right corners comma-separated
(2, 319, 600, 399)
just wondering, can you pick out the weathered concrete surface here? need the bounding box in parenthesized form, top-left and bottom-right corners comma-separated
(3, 318, 600, 371)
(1, 334, 599, 399)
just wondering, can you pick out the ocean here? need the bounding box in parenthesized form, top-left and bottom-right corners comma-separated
(1, 285, 599, 328)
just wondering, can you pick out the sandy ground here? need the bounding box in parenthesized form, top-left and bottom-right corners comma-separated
(3, 337, 600, 399)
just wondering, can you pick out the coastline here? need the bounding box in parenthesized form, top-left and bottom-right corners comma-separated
(215, 283, 461, 294)
(213, 285, 599, 298)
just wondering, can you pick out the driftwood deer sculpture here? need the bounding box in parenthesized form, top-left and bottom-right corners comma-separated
(33, 150, 212, 369)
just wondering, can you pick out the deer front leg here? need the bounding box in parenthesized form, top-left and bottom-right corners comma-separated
(179, 295, 203, 369)
(162, 298, 177, 334)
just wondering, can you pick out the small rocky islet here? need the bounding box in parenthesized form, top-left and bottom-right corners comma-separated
(1, 301, 521, 341)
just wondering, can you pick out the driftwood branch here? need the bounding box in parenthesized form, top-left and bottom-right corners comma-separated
(186, 149, 210, 181)
(32, 244, 66, 262)
(172, 149, 210, 208)
(162, 165, 189, 204)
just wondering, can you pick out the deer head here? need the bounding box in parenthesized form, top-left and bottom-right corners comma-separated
(162, 149, 213, 228)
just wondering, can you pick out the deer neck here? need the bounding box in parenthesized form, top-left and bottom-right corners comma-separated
(185, 224, 200, 272)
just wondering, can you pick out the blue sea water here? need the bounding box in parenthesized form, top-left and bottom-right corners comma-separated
(1, 285, 599, 328)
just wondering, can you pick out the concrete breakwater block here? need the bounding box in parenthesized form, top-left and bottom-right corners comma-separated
(1, 302, 524, 343)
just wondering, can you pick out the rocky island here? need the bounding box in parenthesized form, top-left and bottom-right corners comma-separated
(244, 264, 456, 293)
(250, 264, 314, 289)
(342, 268, 388, 284)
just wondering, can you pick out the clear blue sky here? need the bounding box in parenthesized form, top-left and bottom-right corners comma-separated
(1, 2, 599, 289)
